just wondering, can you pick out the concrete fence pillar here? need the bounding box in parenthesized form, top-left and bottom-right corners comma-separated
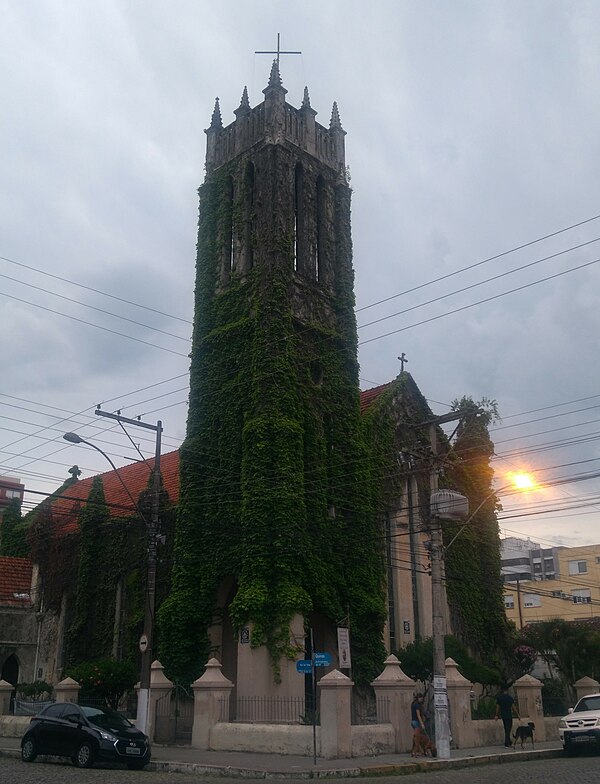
(0, 680, 13, 715)
(514, 673, 545, 741)
(318, 669, 353, 759)
(445, 657, 474, 749)
(371, 654, 416, 753)
(54, 677, 80, 704)
(191, 658, 234, 750)
(574, 676, 599, 702)
(147, 660, 174, 743)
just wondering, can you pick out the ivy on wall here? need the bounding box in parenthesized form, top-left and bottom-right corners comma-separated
(27, 471, 175, 673)
(442, 396, 511, 664)
(0, 498, 28, 557)
(158, 152, 389, 687)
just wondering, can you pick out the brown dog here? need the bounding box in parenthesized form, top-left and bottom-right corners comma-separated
(411, 727, 437, 757)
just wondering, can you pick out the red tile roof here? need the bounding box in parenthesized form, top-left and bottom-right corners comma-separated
(52, 450, 180, 536)
(360, 383, 392, 413)
(49, 394, 387, 534)
(0, 556, 33, 606)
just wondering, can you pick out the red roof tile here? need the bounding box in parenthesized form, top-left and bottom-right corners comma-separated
(360, 383, 392, 413)
(48, 394, 389, 535)
(52, 450, 180, 536)
(0, 556, 33, 606)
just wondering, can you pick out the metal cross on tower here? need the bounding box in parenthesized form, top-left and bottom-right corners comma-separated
(398, 353, 408, 372)
(255, 33, 301, 66)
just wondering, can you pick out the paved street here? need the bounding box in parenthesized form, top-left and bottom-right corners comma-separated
(1, 753, 599, 784)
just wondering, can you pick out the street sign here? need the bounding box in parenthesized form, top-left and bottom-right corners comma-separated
(139, 633, 148, 653)
(337, 627, 351, 668)
(296, 660, 313, 674)
(313, 652, 332, 667)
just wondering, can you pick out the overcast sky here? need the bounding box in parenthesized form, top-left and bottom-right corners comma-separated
(2, 0, 600, 549)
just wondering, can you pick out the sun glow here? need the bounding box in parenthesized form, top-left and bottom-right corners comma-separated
(507, 471, 537, 491)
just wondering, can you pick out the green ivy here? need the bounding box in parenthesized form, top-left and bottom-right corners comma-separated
(0, 497, 29, 557)
(158, 156, 389, 686)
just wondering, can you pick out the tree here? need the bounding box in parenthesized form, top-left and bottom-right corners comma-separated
(442, 397, 512, 666)
(522, 619, 600, 685)
(0, 497, 29, 557)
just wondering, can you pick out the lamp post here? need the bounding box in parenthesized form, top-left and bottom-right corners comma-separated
(63, 419, 162, 737)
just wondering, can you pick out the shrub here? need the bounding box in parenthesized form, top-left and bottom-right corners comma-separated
(471, 696, 496, 720)
(66, 659, 137, 709)
(16, 680, 53, 700)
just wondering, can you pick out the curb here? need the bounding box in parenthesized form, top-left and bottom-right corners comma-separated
(0, 745, 564, 778)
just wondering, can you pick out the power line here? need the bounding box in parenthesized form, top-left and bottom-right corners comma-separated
(0, 253, 192, 324)
(355, 212, 600, 313)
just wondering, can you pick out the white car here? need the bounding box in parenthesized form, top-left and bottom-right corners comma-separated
(558, 693, 600, 755)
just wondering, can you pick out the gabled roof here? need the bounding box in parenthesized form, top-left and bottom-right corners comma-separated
(43, 389, 393, 535)
(360, 383, 392, 413)
(51, 450, 180, 536)
(0, 556, 32, 606)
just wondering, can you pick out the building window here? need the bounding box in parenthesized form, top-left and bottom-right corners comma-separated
(294, 163, 304, 273)
(523, 593, 541, 608)
(243, 161, 255, 271)
(5, 488, 21, 499)
(504, 595, 515, 609)
(572, 589, 592, 604)
(568, 560, 587, 575)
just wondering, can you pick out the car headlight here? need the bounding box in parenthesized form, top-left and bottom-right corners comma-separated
(99, 730, 117, 742)
(558, 720, 567, 728)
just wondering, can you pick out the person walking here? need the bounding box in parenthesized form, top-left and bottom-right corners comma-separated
(495, 686, 520, 747)
(410, 693, 426, 756)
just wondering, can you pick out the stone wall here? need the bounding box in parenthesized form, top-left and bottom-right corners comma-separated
(0, 607, 38, 683)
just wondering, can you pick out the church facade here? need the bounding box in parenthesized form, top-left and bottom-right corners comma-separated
(12, 64, 507, 698)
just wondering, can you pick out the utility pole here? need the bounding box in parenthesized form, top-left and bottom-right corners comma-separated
(424, 414, 470, 761)
(516, 578, 524, 629)
(95, 408, 162, 737)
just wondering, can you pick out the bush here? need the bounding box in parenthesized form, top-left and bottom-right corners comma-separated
(16, 680, 53, 700)
(471, 696, 496, 720)
(542, 677, 569, 716)
(66, 659, 137, 709)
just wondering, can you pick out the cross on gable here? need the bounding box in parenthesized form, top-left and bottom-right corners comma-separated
(398, 353, 408, 372)
(255, 33, 301, 67)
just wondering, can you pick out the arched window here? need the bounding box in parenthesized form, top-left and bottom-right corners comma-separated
(316, 176, 325, 283)
(227, 176, 235, 272)
(1, 654, 19, 685)
(244, 162, 255, 271)
(294, 163, 304, 273)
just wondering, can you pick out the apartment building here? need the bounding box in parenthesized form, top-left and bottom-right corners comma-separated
(502, 541, 600, 627)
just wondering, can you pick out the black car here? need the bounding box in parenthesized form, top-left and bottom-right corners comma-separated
(21, 701, 151, 769)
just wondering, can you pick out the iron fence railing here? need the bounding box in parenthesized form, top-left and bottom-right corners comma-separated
(219, 695, 307, 724)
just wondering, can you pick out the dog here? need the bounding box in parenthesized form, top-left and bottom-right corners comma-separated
(411, 727, 437, 757)
(513, 722, 535, 749)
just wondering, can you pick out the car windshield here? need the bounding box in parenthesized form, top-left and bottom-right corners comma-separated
(80, 705, 134, 730)
(574, 696, 600, 713)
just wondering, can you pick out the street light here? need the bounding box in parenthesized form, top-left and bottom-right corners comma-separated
(63, 421, 162, 738)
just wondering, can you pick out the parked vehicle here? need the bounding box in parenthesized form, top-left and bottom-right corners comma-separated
(20, 701, 150, 769)
(558, 693, 600, 755)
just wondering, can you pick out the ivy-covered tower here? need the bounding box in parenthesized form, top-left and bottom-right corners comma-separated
(158, 63, 387, 694)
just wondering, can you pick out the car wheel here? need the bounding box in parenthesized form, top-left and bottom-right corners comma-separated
(21, 737, 37, 763)
(73, 741, 95, 768)
(127, 760, 148, 770)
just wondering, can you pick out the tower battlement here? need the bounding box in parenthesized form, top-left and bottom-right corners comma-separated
(205, 61, 346, 174)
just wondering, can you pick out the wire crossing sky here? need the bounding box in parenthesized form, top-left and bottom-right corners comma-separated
(2, 0, 600, 547)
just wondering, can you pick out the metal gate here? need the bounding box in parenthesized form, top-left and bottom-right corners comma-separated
(154, 685, 194, 745)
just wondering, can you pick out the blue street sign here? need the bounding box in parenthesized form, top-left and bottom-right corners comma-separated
(313, 652, 332, 667)
(296, 659, 313, 674)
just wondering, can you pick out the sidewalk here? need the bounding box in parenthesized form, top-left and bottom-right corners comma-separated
(0, 736, 563, 778)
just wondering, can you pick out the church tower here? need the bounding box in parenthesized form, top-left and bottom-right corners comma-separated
(158, 64, 387, 696)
